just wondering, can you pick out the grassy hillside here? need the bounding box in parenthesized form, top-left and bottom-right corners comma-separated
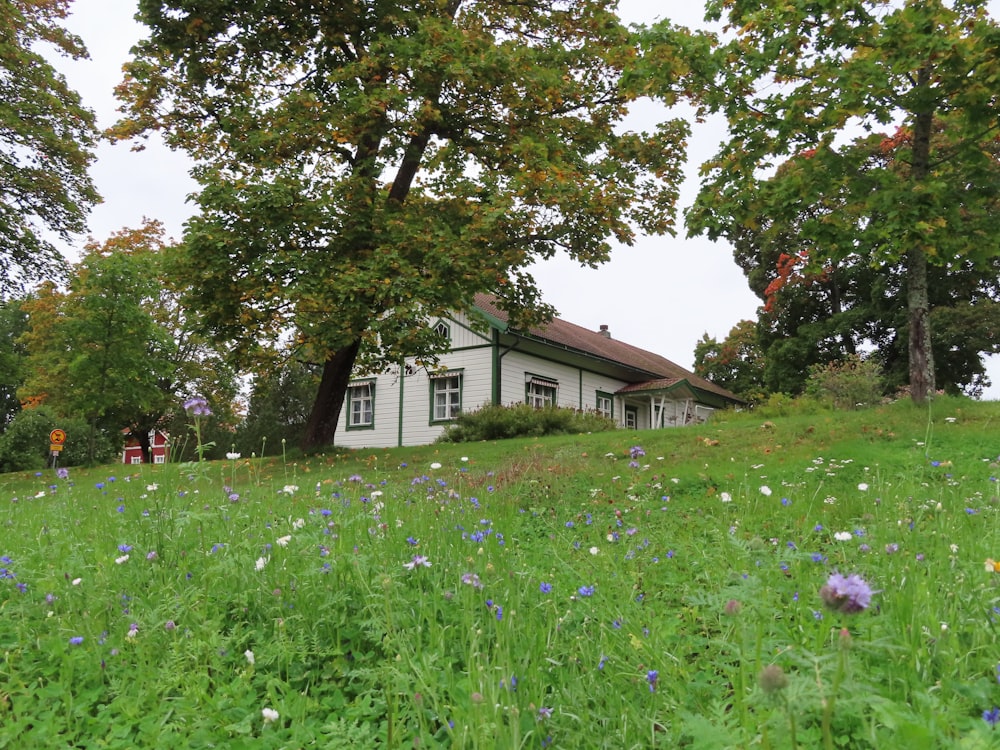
(1, 396, 998, 748)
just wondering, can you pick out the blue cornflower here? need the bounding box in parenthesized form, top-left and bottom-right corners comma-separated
(96, 482, 105, 490)
(646, 670, 658, 692)
(406, 536, 418, 546)
(69, 636, 84, 645)
(495, 605, 503, 621)
(577, 585, 595, 597)
(984, 707, 1000, 727)
(539, 582, 552, 594)
(118, 544, 133, 553)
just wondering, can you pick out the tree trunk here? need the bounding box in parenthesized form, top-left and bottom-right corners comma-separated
(907, 244, 935, 402)
(301, 339, 363, 450)
(907, 64, 936, 403)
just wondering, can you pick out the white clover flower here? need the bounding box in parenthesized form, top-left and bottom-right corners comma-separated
(276, 535, 291, 548)
(261, 707, 279, 724)
(834, 531, 853, 542)
(759, 485, 772, 496)
(720, 492, 732, 503)
(245, 649, 255, 665)
(255, 556, 269, 571)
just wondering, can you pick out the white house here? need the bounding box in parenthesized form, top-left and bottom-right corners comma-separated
(334, 294, 743, 448)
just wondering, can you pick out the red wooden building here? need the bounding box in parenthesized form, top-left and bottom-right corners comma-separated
(121, 429, 170, 465)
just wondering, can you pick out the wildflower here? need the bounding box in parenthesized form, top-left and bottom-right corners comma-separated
(245, 649, 255, 665)
(834, 531, 853, 542)
(276, 535, 291, 547)
(118, 544, 133, 553)
(646, 669, 658, 692)
(57, 468, 69, 480)
(226, 452, 241, 460)
(630, 446, 646, 459)
(759, 485, 772, 496)
(430, 462, 442, 470)
(280, 485, 298, 495)
(984, 707, 1000, 727)
(255, 556, 269, 572)
(126, 623, 138, 639)
(146, 483, 158, 492)
(261, 707, 279, 724)
(590, 546, 600, 555)
(724, 599, 742, 616)
(71, 577, 82, 586)
(495, 605, 504, 622)
(183, 396, 212, 416)
(461, 573, 483, 589)
(404, 554, 432, 570)
(577, 585, 595, 597)
(539, 582, 552, 594)
(988, 559, 1000, 573)
(820, 572, 873, 614)
(164, 620, 176, 631)
(720, 492, 732, 503)
(538, 707, 553, 720)
(858, 482, 869, 491)
(406, 536, 418, 546)
(885, 543, 899, 554)
(115, 555, 130, 565)
(758, 664, 788, 694)
(69, 636, 84, 646)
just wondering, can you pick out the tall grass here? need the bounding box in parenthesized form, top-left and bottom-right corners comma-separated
(0, 396, 999, 747)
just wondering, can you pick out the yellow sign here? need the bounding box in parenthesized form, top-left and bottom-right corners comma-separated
(50, 429, 66, 445)
(50, 444, 64, 452)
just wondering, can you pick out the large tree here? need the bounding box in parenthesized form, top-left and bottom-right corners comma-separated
(0, 0, 100, 299)
(683, 0, 1000, 403)
(112, 0, 692, 448)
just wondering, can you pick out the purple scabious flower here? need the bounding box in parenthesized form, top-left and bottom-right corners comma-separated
(183, 396, 212, 416)
(820, 572, 873, 614)
(629, 446, 645, 459)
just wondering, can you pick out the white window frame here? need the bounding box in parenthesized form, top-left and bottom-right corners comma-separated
(430, 372, 462, 422)
(347, 381, 375, 429)
(596, 392, 613, 419)
(526, 376, 558, 408)
(153, 454, 165, 465)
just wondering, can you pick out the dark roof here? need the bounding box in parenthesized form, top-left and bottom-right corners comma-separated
(472, 293, 742, 404)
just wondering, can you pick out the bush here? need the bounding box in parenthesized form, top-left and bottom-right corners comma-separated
(0, 407, 115, 472)
(437, 403, 617, 442)
(805, 354, 884, 410)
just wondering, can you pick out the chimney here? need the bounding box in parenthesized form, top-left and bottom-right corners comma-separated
(598, 324, 610, 338)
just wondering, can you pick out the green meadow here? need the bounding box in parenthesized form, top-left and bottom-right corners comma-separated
(2, 396, 1000, 748)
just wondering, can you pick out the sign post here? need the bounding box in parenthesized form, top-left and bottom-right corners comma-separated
(49, 428, 66, 470)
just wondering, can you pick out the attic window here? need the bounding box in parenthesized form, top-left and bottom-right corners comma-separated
(433, 321, 450, 340)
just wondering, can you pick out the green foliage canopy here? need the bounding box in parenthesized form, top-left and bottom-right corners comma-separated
(0, 0, 99, 299)
(684, 0, 1000, 402)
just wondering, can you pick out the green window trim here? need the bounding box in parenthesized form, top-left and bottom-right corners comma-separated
(429, 370, 463, 424)
(346, 379, 376, 430)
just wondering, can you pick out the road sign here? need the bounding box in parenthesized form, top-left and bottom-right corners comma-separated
(50, 429, 66, 445)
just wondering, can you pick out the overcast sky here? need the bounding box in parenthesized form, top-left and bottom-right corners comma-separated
(54, 0, 999, 397)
